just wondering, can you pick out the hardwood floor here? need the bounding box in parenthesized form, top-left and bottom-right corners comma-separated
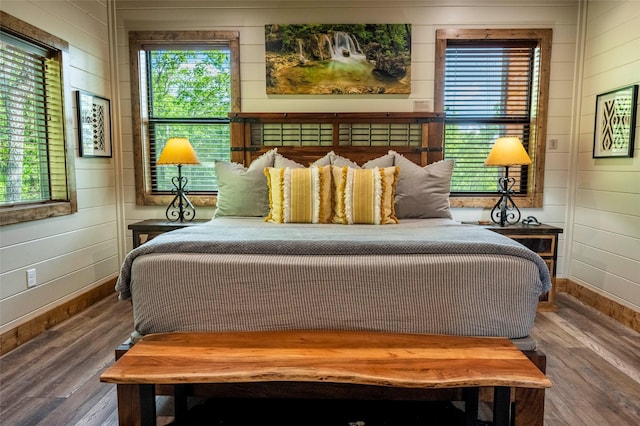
(1, 292, 638, 425)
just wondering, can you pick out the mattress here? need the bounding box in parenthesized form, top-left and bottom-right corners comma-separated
(117, 218, 550, 341)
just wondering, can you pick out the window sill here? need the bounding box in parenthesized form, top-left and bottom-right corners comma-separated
(0, 201, 77, 226)
(450, 194, 542, 209)
(138, 193, 218, 207)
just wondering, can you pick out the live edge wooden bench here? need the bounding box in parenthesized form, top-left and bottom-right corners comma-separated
(100, 330, 551, 426)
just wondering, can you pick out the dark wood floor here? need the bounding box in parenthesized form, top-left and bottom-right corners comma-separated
(1, 292, 639, 425)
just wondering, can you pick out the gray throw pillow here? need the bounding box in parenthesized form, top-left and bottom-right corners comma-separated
(311, 151, 394, 168)
(214, 149, 276, 217)
(310, 151, 360, 167)
(274, 152, 305, 168)
(390, 150, 454, 219)
(310, 151, 333, 167)
(363, 153, 394, 169)
(329, 152, 360, 168)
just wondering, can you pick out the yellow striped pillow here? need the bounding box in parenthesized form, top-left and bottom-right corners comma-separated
(332, 166, 399, 225)
(264, 166, 333, 223)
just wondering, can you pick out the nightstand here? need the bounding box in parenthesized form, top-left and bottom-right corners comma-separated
(466, 222, 563, 311)
(128, 219, 209, 248)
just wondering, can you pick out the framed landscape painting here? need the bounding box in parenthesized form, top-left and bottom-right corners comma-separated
(265, 24, 411, 95)
(593, 84, 637, 158)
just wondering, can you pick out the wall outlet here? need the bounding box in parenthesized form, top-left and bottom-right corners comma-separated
(26, 269, 37, 288)
(549, 138, 558, 150)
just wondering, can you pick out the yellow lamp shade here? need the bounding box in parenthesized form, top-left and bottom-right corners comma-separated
(484, 137, 532, 167)
(157, 137, 200, 165)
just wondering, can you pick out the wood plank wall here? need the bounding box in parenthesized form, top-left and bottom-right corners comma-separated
(0, 1, 120, 336)
(569, 0, 640, 310)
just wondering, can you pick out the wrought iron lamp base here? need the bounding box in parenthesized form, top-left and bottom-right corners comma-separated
(165, 164, 196, 222)
(490, 173, 522, 227)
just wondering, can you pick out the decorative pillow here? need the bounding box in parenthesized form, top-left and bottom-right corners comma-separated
(362, 153, 394, 169)
(310, 151, 333, 167)
(389, 150, 454, 219)
(328, 152, 360, 168)
(310, 151, 360, 168)
(274, 152, 305, 168)
(214, 149, 277, 217)
(264, 166, 333, 223)
(311, 151, 394, 169)
(331, 166, 399, 225)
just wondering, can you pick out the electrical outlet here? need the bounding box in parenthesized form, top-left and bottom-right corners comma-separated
(26, 268, 37, 288)
(549, 139, 558, 150)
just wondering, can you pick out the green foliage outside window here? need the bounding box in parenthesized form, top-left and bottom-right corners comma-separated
(445, 123, 504, 193)
(0, 34, 58, 206)
(147, 49, 232, 193)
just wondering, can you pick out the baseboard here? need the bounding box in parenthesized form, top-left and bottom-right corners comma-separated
(554, 277, 568, 293)
(0, 278, 117, 356)
(558, 279, 639, 333)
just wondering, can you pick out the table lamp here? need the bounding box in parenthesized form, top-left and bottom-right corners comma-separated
(157, 137, 200, 222)
(484, 136, 532, 227)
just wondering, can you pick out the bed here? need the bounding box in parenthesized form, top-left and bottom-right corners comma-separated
(117, 216, 549, 347)
(115, 112, 550, 423)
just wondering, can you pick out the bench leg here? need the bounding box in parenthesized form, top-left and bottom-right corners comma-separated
(115, 383, 156, 426)
(516, 350, 547, 425)
(174, 384, 188, 424)
(493, 386, 511, 426)
(139, 384, 157, 426)
(463, 387, 479, 426)
(117, 384, 141, 426)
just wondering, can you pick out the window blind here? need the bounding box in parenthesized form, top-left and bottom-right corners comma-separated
(0, 32, 66, 206)
(144, 47, 232, 193)
(443, 41, 536, 194)
(149, 120, 230, 193)
(44, 56, 68, 200)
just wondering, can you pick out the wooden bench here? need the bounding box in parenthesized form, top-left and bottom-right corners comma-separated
(100, 331, 551, 426)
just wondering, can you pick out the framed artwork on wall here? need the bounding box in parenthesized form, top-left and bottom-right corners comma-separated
(76, 90, 112, 158)
(593, 84, 637, 158)
(265, 24, 411, 95)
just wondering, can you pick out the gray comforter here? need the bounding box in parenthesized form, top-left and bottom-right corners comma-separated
(116, 218, 551, 300)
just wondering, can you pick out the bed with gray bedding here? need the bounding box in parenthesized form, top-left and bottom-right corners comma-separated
(116, 217, 550, 345)
(111, 114, 551, 424)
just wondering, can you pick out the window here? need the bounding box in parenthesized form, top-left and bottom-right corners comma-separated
(129, 31, 240, 206)
(435, 29, 552, 208)
(0, 12, 76, 226)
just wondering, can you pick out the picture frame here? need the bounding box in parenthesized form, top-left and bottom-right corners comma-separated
(265, 24, 411, 95)
(76, 90, 112, 158)
(593, 84, 637, 158)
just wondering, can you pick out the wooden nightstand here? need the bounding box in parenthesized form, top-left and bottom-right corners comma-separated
(466, 222, 563, 311)
(128, 219, 209, 248)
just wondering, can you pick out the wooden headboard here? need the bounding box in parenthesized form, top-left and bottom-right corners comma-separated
(229, 112, 445, 167)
